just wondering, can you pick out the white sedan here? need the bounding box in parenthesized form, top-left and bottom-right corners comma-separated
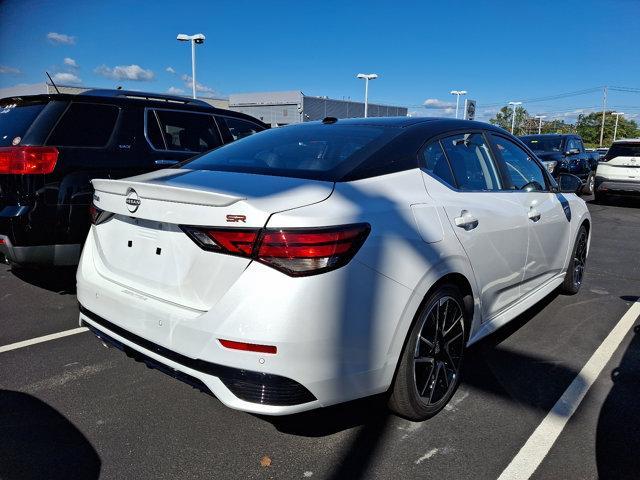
(77, 117, 590, 421)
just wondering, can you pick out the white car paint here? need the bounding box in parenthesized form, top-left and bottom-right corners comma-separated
(77, 139, 590, 416)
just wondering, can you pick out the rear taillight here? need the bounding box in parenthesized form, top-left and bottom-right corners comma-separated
(181, 223, 370, 276)
(0, 146, 58, 174)
(89, 203, 113, 225)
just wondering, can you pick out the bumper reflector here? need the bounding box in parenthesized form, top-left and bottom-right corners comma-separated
(219, 339, 277, 354)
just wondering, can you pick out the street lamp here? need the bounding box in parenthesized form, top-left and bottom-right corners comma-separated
(177, 33, 205, 99)
(356, 73, 378, 118)
(508, 101, 522, 134)
(612, 112, 625, 142)
(450, 90, 467, 119)
(534, 115, 547, 134)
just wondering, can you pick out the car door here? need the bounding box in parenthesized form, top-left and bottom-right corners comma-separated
(489, 133, 572, 296)
(421, 132, 529, 321)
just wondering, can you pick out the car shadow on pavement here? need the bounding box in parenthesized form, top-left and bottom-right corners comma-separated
(588, 196, 640, 209)
(596, 321, 640, 480)
(0, 390, 101, 480)
(10, 266, 77, 295)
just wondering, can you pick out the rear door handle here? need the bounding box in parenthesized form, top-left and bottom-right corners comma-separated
(454, 210, 479, 230)
(528, 208, 541, 222)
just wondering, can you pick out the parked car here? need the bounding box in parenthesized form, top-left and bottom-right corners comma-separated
(78, 117, 590, 421)
(0, 90, 267, 267)
(520, 134, 596, 194)
(594, 138, 640, 203)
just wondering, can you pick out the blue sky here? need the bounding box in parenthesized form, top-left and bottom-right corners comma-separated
(1, 0, 639, 121)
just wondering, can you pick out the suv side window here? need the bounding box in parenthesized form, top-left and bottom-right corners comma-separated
(440, 133, 502, 191)
(219, 116, 264, 141)
(148, 109, 222, 153)
(566, 137, 579, 152)
(47, 102, 119, 147)
(421, 141, 456, 188)
(491, 134, 547, 191)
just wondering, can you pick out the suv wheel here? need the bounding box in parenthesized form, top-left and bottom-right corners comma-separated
(388, 284, 466, 421)
(561, 225, 588, 295)
(583, 173, 595, 195)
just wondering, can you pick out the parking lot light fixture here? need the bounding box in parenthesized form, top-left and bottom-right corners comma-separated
(509, 101, 522, 134)
(612, 112, 624, 142)
(450, 90, 467, 119)
(177, 33, 206, 99)
(356, 73, 378, 118)
(535, 115, 547, 134)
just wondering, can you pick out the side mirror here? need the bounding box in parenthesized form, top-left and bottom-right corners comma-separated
(566, 148, 580, 156)
(557, 173, 582, 193)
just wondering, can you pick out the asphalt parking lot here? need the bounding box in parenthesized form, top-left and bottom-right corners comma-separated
(1, 196, 639, 480)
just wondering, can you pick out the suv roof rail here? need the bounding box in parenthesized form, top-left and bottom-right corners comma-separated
(79, 89, 212, 108)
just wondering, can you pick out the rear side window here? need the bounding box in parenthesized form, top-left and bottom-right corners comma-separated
(0, 101, 47, 146)
(220, 116, 264, 141)
(421, 141, 456, 188)
(605, 143, 640, 160)
(150, 109, 222, 152)
(440, 133, 502, 191)
(47, 103, 119, 147)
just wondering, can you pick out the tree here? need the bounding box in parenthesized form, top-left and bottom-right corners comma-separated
(576, 111, 639, 147)
(490, 105, 529, 136)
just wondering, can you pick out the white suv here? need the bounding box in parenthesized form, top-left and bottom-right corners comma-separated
(77, 118, 590, 421)
(595, 139, 640, 202)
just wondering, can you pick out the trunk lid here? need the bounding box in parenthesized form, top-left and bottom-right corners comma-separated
(90, 169, 334, 310)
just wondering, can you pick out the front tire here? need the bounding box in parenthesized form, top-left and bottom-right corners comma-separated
(388, 285, 467, 421)
(561, 225, 588, 295)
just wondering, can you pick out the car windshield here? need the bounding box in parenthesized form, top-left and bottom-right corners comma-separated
(181, 123, 399, 181)
(605, 143, 640, 159)
(521, 136, 563, 152)
(0, 100, 47, 146)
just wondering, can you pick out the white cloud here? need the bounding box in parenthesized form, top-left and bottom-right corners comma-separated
(167, 86, 184, 94)
(181, 74, 215, 94)
(0, 65, 20, 74)
(423, 98, 455, 109)
(51, 72, 81, 84)
(166, 66, 176, 74)
(94, 64, 155, 81)
(47, 32, 76, 45)
(63, 57, 78, 68)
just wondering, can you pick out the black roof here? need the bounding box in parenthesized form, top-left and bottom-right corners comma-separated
(308, 116, 503, 131)
(520, 133, 578, 139)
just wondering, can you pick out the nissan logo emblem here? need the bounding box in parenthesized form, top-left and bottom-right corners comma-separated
(125, 188, 141, 213)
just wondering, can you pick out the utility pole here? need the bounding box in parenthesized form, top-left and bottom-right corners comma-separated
(599, 86, 608, 147)
(612, 112, 624, 142)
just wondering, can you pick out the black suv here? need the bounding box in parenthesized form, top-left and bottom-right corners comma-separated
(0, 89, 267, 267)
(519, 134, 597, 194)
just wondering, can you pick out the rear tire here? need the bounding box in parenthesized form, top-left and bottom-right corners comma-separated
(582, 172, 595, 195)
(561, 225, 588, 295)
(388, 284, 467, 421)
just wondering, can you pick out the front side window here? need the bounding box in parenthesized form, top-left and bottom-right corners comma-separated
(492, 135, 546, 191)
(47, 103, 119, 147)
(421, 141, 456, 188)
(440, 133, 502, 191)
(521, 136, 562, 153)
(149, 109, 222, 152)
(220, 116, 264, 141)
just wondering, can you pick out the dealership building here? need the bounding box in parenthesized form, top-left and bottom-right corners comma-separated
(229, 90, 407, 126)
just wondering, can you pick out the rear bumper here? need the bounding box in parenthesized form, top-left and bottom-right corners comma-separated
(0, 234, 80, 266)
(595, 177, 640, 195)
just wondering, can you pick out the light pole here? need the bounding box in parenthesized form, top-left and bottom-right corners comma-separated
(356, 73, 378, 118)
(450, 90, 467, 119)
(177, 33, 205, 99)
(612, 112, 624, 142)
(535, 115, 547, 134)
(508, 101, 522, 134)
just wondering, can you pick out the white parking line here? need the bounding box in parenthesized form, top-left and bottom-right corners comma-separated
(0, 327, 88, 354)
(498, 300, 640, 480)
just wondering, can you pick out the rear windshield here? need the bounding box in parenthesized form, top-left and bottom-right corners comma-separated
(521, 136, 563, 152)
(181, 123, 399, 181)
(0, 101, 47, 146)
(605, 143, 640, 160)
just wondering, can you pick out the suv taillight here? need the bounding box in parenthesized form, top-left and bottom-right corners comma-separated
(0, 146, 58, 174)
(181, 223, 371, 276)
